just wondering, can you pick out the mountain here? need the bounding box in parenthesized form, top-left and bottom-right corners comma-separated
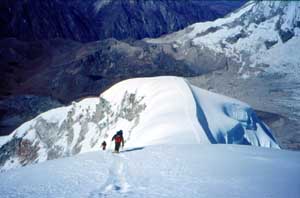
(0, 1, 299, 150)
(145, 1, 300, 149)
(0, 76, 278, 171)
(0, 0, 246, 42)
(0, 144, 299, 198)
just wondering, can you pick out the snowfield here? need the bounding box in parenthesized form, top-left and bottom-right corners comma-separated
(0, 144, 299, 198)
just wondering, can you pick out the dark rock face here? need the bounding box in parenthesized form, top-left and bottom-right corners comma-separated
(0, 37, 209, 101)
(44, 39, 236, 96)
(0, 0, 99, 42)
(91, 0, 246, 41)
(0, 0, 246, 42)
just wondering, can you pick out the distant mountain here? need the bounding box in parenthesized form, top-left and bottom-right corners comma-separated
(146, 1, 300, 78)
(0, 0, 246, 42)
(0, 77, 278, 171)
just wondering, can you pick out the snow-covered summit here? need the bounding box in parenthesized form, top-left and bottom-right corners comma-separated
(0, 76, 278, 171)
(146, 1, 300, 78)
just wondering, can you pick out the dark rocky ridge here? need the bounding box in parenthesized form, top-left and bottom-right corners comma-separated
(1, 37, 233, 103)
(0, 0, 246, 42)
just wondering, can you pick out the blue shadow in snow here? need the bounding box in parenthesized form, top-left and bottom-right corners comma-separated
(121, 147, 145, 153)
(227, 123, 250, 145)
(189, 86, 218, 144)
(252, 111, 277, 143)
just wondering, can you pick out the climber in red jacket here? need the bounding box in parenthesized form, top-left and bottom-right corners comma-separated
(111, 130, 125, 153)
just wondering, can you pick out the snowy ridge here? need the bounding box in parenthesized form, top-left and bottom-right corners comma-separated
(0, 77, 278, 171)
(146, 1, 300, 79)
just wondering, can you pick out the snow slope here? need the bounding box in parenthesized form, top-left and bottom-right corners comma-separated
(0, 77, 278, 171)
(0, 144, 299, 198)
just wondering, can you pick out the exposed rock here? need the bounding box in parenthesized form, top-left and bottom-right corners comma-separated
(278, 29, 295, 43)
(264, 40, 278, 49)
(0, 138, 40, 169)
(225, 29, 248, 44)
(0, 138, 21, 168)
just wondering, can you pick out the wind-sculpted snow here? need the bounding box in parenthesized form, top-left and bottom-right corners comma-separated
(0, 77, 278, 171)
(190, 85, 278, 147)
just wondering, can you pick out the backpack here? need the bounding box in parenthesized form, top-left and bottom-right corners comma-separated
(115, 135, 122, 143)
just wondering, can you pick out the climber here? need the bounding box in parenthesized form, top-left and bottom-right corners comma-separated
(101, 141, 107, 150)
(111, 130, 125, 153)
